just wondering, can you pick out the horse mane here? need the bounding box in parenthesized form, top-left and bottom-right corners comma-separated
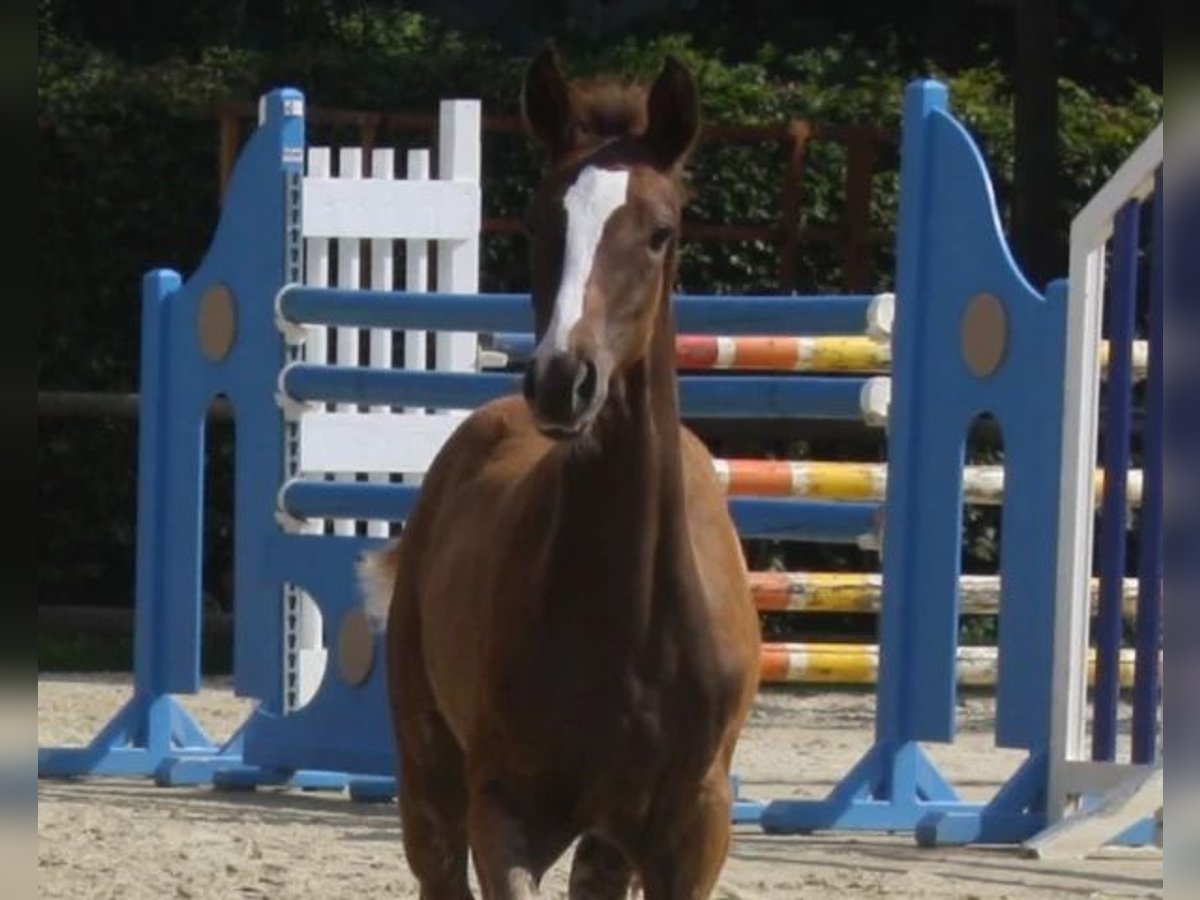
(567, 77, 649, 142)
(564, 75, 696, 202)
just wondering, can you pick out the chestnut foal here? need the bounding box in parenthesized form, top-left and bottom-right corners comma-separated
(360, 49, 761, 898)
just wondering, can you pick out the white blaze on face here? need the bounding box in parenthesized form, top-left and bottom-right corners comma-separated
(541, 165, 630, 353)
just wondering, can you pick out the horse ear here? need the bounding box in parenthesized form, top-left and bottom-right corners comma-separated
(521, 44, 573, 161)
(643, 56, 700, 170)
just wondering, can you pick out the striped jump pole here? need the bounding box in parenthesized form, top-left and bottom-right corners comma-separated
(678, 335, 1144, 376)
(711, 459, 1144, 507)
(485, 332, 1146, 378)
(487, 333, 894, 373)
(748, 571, 1142, 617)
(759, 644, 1145, 688)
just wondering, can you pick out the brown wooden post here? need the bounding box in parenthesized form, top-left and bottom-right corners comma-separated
(779, 120, 813, 293)
(359, 116, 379, 175)
(1013, 0, 1059, 287)
(842, 134, 878, 292)
(218, 109, 242, 206)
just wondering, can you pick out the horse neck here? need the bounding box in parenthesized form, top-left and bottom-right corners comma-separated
(556, 260, 696, 597)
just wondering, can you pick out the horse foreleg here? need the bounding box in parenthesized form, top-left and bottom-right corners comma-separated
(465, 776, 575, 900)
(633, 770, 733, 900)
(393, 708, 474, 899)
(568, 833, 636, 899)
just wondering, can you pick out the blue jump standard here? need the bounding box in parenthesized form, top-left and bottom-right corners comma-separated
(37, 79, 1163, 850)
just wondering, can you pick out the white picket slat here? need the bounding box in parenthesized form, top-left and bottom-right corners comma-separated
(298, 412, 466, 475)
(435, 100, 482, 387)
(302, 177, 479, 240)
(333, 148, 363, 537)
(366, 148, 396, 538)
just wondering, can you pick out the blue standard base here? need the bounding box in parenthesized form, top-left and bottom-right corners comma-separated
(39, 693, 222, 780)
(915, 753, 1049, 846)
(211, 765, 351, 792)
(348, 776, 399, 803)
(761, 742, 960, 835)
(733, 800, 766, 825)
(762, 742, 1051, 846)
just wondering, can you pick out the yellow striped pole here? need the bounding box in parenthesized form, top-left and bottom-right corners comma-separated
(712, 460, 1144, 507)
(759, 643, 1144, 687)
(674, 335, 1147, 380)
(748, 571, 1141, 618)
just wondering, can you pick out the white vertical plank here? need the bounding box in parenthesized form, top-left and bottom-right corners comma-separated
(367, 147, 395, 539)
(301, 148, 332, 534)
(304, 148, 332, 381)
(303, 147, 333, 544)
(368, 148, 396, 382)
(1048, 236, 1108, 822)
(435, 100, 482, 390)
(400, 149, 432, 509)
(334, 147, 363, 538)
(297, 146, 333, 701)
(405, 149, 431, 396)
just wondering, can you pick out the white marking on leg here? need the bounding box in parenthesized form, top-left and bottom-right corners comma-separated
(539, 166, 630, 354)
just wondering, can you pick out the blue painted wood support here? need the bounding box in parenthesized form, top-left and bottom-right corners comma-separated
(38, 88, 307, 780)
(40, 269, 224, 779)
(761, 79, 1067, 844)
(1093, 200, 1140, 761)
(237, 534, 398, 778)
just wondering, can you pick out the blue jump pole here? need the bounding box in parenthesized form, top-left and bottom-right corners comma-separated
(1132, 171, 1163, 765)
(281, 365, 880, 422)
(279, 481, 881, 544)
(278, 286, 884, 337)
(1092, 199, 1140, 762)
(280, 289, 530, 333)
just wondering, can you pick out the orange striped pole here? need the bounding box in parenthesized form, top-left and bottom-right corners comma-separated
(484, 335, 1147, 379)
(712, 460, 1143, 506)
(672, 335, 1145, 378)
(748, 571, 1141, 617)
(676, 335, 891, 372)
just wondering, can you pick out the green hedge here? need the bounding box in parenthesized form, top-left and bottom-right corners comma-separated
(38, 12, 1162, 614)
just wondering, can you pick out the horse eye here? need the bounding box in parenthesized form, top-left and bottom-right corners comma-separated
(648, 226, 673, 252)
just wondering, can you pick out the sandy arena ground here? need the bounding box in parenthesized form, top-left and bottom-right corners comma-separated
(38, 674, 1162, 898)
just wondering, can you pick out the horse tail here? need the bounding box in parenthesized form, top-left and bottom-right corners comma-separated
(356, 541, 403, 633)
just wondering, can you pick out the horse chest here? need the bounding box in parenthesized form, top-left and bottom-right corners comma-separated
(487, 604, 729, 771)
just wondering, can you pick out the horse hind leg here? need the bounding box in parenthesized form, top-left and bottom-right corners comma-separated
(569, 834, 636, 899)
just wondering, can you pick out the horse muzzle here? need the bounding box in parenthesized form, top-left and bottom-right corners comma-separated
(522, 351, 605, 438)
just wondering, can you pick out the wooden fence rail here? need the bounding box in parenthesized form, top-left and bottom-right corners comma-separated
(215, 102, 895, 293)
